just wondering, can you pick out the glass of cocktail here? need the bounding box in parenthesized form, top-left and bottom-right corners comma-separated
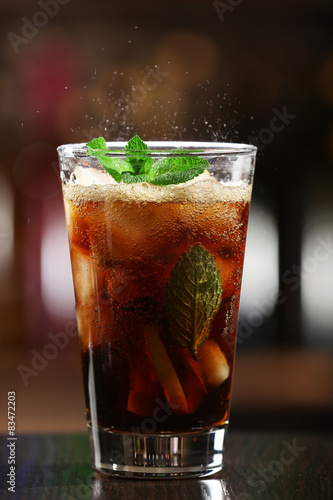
(57, 137, 256, 478)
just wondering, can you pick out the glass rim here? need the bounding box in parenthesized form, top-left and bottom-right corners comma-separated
(57, 141, 257, 158)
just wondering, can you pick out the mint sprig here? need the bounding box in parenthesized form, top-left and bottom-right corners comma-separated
(126, 135, 154, 174)
(86, 136, 134, 182)
(86, 135, 209, 186)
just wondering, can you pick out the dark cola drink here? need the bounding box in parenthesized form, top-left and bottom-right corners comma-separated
(59, 142, 256, 477)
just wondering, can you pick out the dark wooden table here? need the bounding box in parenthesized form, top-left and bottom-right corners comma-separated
(0, 431, 331, 499)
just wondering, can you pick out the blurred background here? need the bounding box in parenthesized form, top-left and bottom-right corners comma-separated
(0, 0, 332, 433)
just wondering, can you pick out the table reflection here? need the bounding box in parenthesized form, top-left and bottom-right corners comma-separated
(90, 474, 231, 500)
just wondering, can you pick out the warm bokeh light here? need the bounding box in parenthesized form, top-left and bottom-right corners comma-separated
(240, 202, 279, 319)
(302, 216, 333, 345)
(0, 174, 14, 280)
(41, 209, 75, 320)
(318, 53, 333, 106)
(155, 32, 219, 90)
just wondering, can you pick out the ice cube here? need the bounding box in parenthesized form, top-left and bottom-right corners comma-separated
(215, 254, 240, 298)
(70, 248, 101, 307)
(185, 340, 230, 389)
(64, 199, 90, 254)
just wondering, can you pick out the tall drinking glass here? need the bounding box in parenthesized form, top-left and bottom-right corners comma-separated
(57, 141, 256, 478)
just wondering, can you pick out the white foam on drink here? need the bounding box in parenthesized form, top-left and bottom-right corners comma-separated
(62, 168, 252, 206)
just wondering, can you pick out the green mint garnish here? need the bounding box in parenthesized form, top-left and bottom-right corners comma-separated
(86, 136, 134, 182)
(148, 157, 208, 185)
(121, 172, 150, 184)
(86, 137, 109, 156)
(86, 135, 209, 186)
(126, 135, 154, 174)
(165, 244, 222, 360)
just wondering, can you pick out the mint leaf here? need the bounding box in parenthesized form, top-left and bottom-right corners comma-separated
(126, 135, 153, 174)
(86, 137, 134, 182)
(98, 157, 134, 183)
(121, 172, 150, 184)
(149, 157, 209, 186)
(150, 167, 206, 186)
(126, 134, 148, 152)
(165, 244, 222, 360)
(86, 137, 108, 156)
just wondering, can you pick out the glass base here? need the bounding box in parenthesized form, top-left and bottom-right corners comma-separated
(88, 425, 226, 478)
